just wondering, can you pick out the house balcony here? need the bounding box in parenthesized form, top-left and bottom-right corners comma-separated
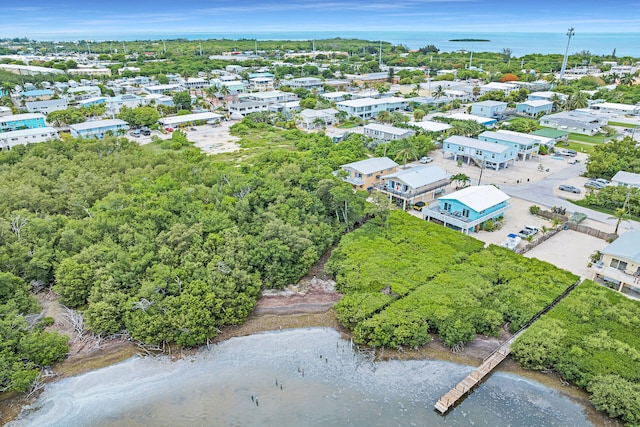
(591, 263, 640, 299)
(343, 176, 365, 186)
(422, 203, 510, 234)
(373, 180, 449, 201)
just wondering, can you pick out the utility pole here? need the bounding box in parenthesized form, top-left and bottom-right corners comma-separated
(378, 40, 382, 67)
(199, 42, 203, 56)
(469, 51, 473, 69)
(559, 27, 575, 81)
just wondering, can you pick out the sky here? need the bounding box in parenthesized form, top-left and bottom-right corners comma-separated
(2, 1, 640, 40)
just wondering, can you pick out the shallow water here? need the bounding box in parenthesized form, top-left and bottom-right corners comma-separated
(10, 328, 591, 427)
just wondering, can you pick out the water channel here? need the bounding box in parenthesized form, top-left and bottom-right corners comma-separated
(9, 328, 593, 426)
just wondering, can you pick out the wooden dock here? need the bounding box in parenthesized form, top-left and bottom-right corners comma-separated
(434, 341, 513, 414)
(434, 280, 581, 415)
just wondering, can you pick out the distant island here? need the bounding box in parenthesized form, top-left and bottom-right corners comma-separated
(449, 38, 491, 42)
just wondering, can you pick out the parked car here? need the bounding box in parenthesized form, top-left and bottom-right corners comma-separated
(594, 178, 610, 186)
(419, 156, 433, 164)
(567, 158, 578, 165)
(413, 201, 426, 211)
(517, 225, 539, 238)
(141, 129, 151, 136)
(190, 127, 197, 131)
(129, 130, 140, 137)
(559, 184, 581, 193)
(584, 180, 606, 190)
(165, 127, 174, 132)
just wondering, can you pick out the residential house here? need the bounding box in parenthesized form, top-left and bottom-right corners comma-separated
(287, 77, 324, 93)
(527, 91, 567, 102)
(0, 127, 59, 150)
(530, 128, 569, 144)
(363, 123, 415, 141)
(592, 231, 640, 298)
(182, 78, 208, 90)
(611, 171, 640, 189)
(211, 79, 246, 95)
(434, 112, 497, 127)
(478, 130, 540, 160)
(25, 99, 68, 115)
(516, 100, 553, 117)
(0, 106, 12, 117)
(442, 135, 518, 170)
(158, 112, 223, 128)
(78, 97, 107, 108)
(423, 185, 510, 234)
(320, 91, 351, 103)
(337, 157, 398, 191)
(143, 94, 174, 107)
(66, 86, 102, 102)
(143, 84, 183, 95)
(0, 113, 47, 132)
(376, 165, 451, 209)
(67, 68, 111, 77)
(118, 66, 141, 75)
(69, 119, 129, 139)
(470, 101, 508, 119)
(539, 111, 606, 136)
(105, 94, 144, 116)
(249, 77, 274, 91)
(336, 96, 407, 119)
(16, 89, 54, 104)
(298, 108, 338, 129)
(478, 82, 518, 96)
(589, 102, 640, 116)
(410, 121, 452, 134)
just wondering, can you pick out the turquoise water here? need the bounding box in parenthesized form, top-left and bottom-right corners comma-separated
(9, 328, 593, 427)
(32, 31, 640, 57)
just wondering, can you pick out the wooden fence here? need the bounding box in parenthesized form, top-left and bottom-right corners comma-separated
(565, 222, 617, 241)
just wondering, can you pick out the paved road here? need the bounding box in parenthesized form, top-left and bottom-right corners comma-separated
(499, 162, 639, 230)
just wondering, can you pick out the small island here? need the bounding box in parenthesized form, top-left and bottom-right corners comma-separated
(449, 38, 490, 42)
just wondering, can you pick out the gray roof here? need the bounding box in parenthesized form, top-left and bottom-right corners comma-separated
(69, 119, 128, 131)
(479, 131, 538, 145)
(382, 166, 450, 189)
(473, 100, 507, 107)
(364, 123, 414, 136)
(444, 135, 513, 154)
(342, 157, 398, 174)
(611, 171, 640, 186)
(602, 231, 640, 263)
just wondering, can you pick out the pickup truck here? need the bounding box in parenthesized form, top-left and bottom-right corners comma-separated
(517, 225, 539, 238)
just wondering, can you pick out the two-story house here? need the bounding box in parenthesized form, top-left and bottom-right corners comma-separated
(376, 165, 451, 209)
(363, 124, 415, 141)
(592, 231, 640, 297)
(478, 130, 540, 161)
(442, 135, 517, 170)
(337, 157, 398, 191)
(470, 101, 507, 119)
(423, 185, 510, 234)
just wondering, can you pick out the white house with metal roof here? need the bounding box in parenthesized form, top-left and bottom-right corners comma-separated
(442, 135, 517, 170)
(363, 123, 415, 141)
(516, 100, 553, 117)
(589, 102, 640, 116)
(25, 99, 68, 115)
(376, 165, 451, 209)
(470, 101, 507, 119)
(539, 111, 606, 136)
(611, 171, 640, 189)
(592, 231, 640, 298)
(423, 185, 510, 234)
(336, 96, 408, 119)
(337, 157, 398, 191)
(0, 127, 59, 150)
(410, 121, 452, 133)
(159, 112, 223, 127)
(69, 119, 129, 139)
(298, 108, 338, 129)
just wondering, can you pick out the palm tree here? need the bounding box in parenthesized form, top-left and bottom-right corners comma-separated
(564, 91, 588, 111)
(376, 110, 391, 124)
(336, 110, 348, 125)
(450, 173, 470, 189)
(433, 85, 445, 104)
(609, 207, 632, 234)
(621, 74, 635, 86)
(550, 93, 563, 112)
(393, 139, 418, 168)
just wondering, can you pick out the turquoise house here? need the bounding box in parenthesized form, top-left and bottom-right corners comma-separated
(69, 119, 128, 139)
(516, 100, 553, 117)
(424, 185, 510, 234)
(0, 113, 47, 132)
(442, 135, 517, 170)
(478, 130, 540, 161)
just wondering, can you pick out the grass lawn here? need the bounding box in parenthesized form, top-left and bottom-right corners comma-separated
(337, 123, 359, 129)
(567, 133, 608, 144)
(608, 121, 638, 128)
(572, 199, 640, 222)
(555, 140, 597, 155)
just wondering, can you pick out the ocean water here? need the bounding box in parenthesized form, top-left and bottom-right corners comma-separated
(9, 328, 595, 427)
(34, 31, 640, 57)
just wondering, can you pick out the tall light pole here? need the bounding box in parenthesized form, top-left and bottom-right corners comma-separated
(559, 27, 575, 81)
